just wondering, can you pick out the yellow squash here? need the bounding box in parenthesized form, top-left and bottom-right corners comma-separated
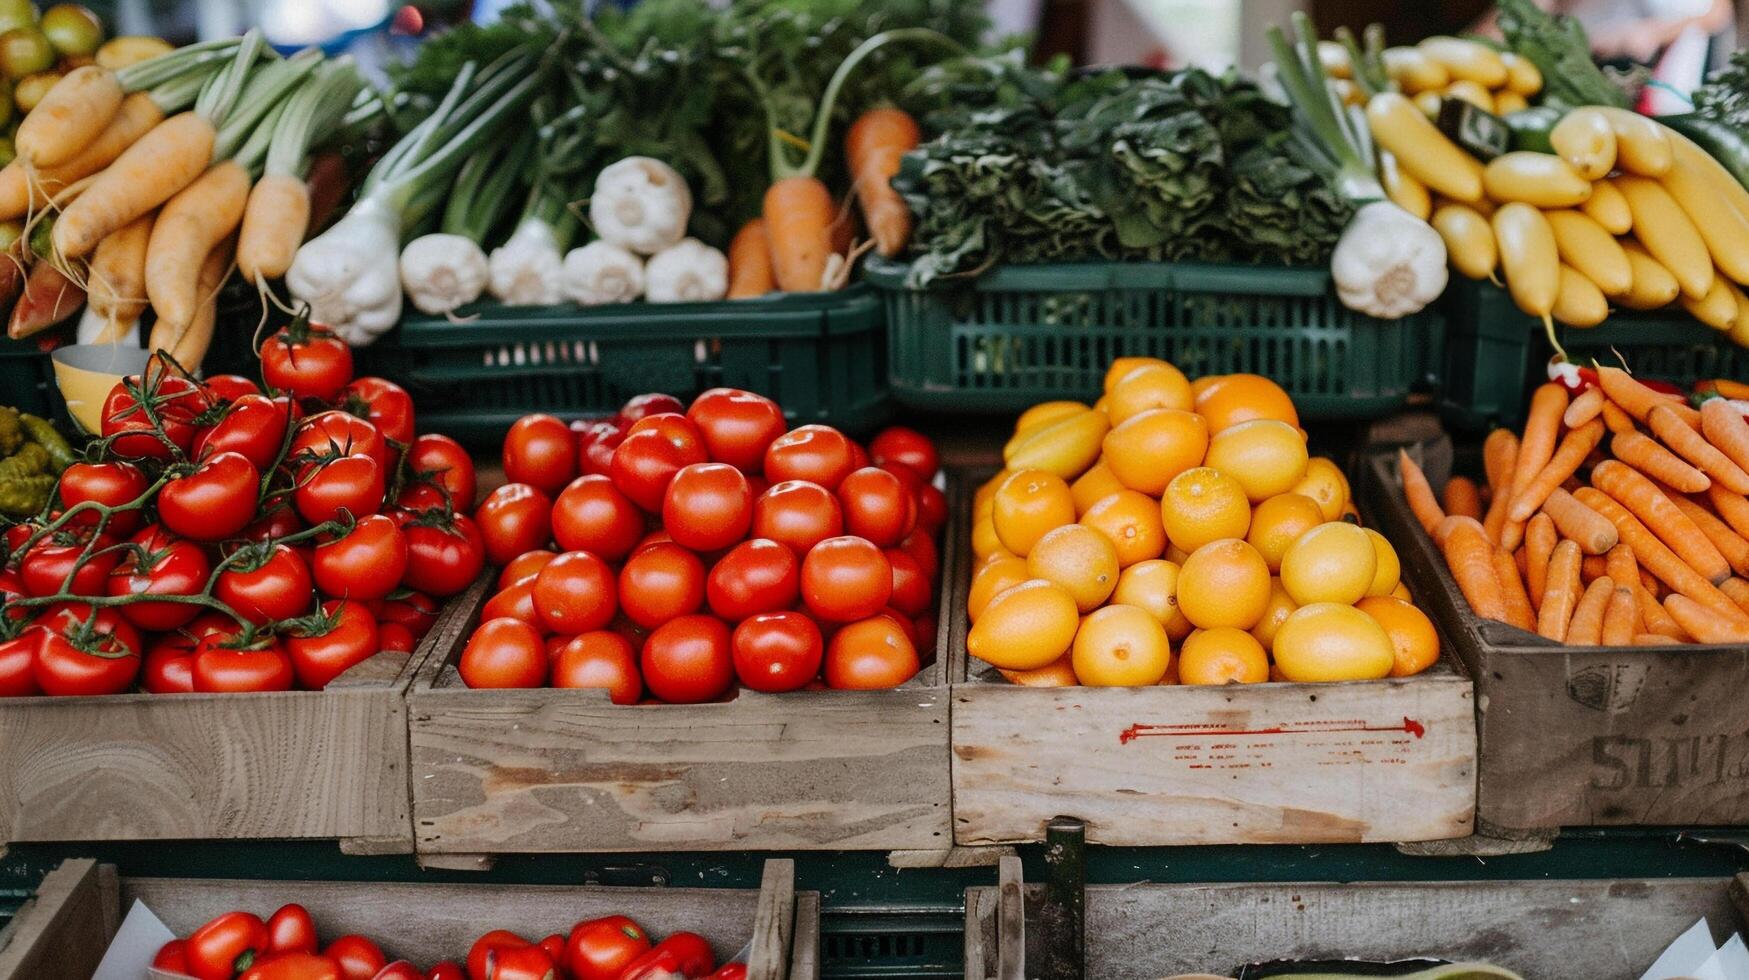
(1366, 93, 1484, 203)
(1582, 179, 1633, 235)
(1553, 264, 1608, 327)
(1618, 241, 1681, 310)
(1431, 202, 1497, 280)
(1550, 108, 1616, 180)
(1482, 152, 1592, 209)
(1615, 174, 1713, 300)
(1492, 202, 1560, 319)
(1545, 209, 1631, 296)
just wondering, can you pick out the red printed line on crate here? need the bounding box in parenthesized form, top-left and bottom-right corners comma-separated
(1118, 716, 1427, 744)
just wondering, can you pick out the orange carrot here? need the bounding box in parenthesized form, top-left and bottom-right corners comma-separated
(1720, 576, 1749, 616)
(1441, 516, 1509, 622)
(235, 172, 310, 285)
(0, 91, 163, 220)
(1649, 403, 1749, 494)
(1526, 512, 1556, 608)
(1399, 449, 1446, 539)
(1664, 593, 1749, 643)
(1592, 459, 1731, 583)
(1700, 398, 1749, 478)
(1633, 633, 1688, 646)
(726, 218, 775, 299)
(1540, 487, 1619, 554)
(1502, 384, 1570, 550)
(1605, 543, 1640, 597)
(1610, 431, 1710, 493)
(1493, 547, 1536, 630)
(1707, 484, 1749, 539)
(1573, 485, 1741, 615)
(1597, 365, 1696, 424)
(145, 160, 249, 330)
(764, 176, 837, 293)
(1444, 475, 1483, 519)
(1668, 492, 1749, 577)
(8, 261, 85, 339)
(1482, 429, 1519, 543)
(845, 106, 919, 258)
(1638, 585, 1687, 639)
(1538, 539, 1583, 641)
(1566, 575, 1614, 645)
(1509, 418, 1605, 521)
(53, 110, 217, 259)
(1601, 586, 1637, 645)
(88, 211, 152, 324)
(1581, 554, 1608, 583)
(1701, 378, 1749, 400)
(1563, 387, 1605, 428)
(1600, 399, 1637, 436)
(17, 64, 124, 169)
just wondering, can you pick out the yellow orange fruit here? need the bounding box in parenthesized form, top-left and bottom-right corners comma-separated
(1177, 539, 1272, 630)
(1178, 627, 1269, 685)
(1004, 408, 1109, 480)
(1246, 493, 1324, 572)
(975, 470, 1008, 512)
(1071, 604, 1171, 686)
(1249, 579, 1299, 649)
(971, 515, 1006, 561)
(1190, 373, 1226, 401)
(1027, 524, 1120, 613)
(967, 579, 1081, 671)
(1390, 581, 1414, 602)
(968, 554, 1029, 622)
(999, 651, 1080, 687)
(1272, 602, 1396, 682)
(1102, 408, 1208, 495)
(1106, 361, 1194, 423)
(1111, 559, 1192, 640)
(1280, 521, 1378, 606)
(1194, 373, 1301, 434)
(1160, 467, 1251, 554)
(1104, 357, 1168, 396)
(1081, 490, 1167, 567)
(1070, 461, 1126, 516)
(1363, 528, 1402, 597)
(1356, 596, 1441, 677)
(1290, 456, 1350, 522)
(1204, 419, 1309, 502)
(992, 470, 1076, 557)
(1014, 400, 1089, 438)
(1164, 543, 1191, 564)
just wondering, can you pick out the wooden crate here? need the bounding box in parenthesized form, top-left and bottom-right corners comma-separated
(1359, 450, 1749, 832)
(406, 484, 961, 856)
(0, 580, 482, 850)
(947, 472, 1477, 847)
(966, 855, 1749, 979)
(0, 857, 818, 980)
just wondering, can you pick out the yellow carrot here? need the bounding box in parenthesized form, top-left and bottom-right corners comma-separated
(145, 160, 249, 330)
(17, 64, 123, 169)
(88, 211, 152, 322)
(235, 172, 308, 285)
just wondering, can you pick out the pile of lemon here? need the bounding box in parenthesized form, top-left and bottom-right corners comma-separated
(967, 358, 1440, 687)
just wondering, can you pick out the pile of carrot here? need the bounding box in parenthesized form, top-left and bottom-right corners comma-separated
(1400, 368, 1749, 646)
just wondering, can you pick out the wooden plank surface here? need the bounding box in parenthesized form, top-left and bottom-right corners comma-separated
(789, 892, 822, 980)
(1361, 452, 1749, 830)
(994, 856, 1025, 980)
(0, 859, 110, 980)
(748, 859, 795, 980)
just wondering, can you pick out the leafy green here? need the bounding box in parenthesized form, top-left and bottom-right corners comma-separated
(1496, 0, 1630, 108)
(1694, 49, 1749, 133)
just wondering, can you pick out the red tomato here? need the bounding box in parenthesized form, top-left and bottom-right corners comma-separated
(705, 965, 749, 980)
(576, 420, 624, 477)
(640, 615, 733, 703)
(405, 434, 477, 510)
(870, 426, 939, 480)
(663, 463, 753, 552)
(687, 388, 786, 472)
(730, 611, 822, 693)
(240, 953, 343, 980)
(498, 550, 557, 590)
(915, 484, 948, 532)
(153, 939, 192, 973)
(538, 935, 566, 970)
(194, 393, 293, 471)
(296, 454, 386, 526)
(379, 591, 440, 638)
(185, 910, 271, 980)
(425, 963, 466, 980)
(32, 604, 141, 695)
(764, 425, 855, 491)
(267, 903, 319, 955)
(204, 374, 260, 402)
(565, 914, 652, 980)
(141, 614, 234, 694)
(458, 618, 547, 688)
(481, 582, 543, 632)
(215, 543, 313, 624)
(58, 460, 149, 534)
(826, 615, 919, 689)
(617, 933, 715, 980)
(20, 532, 118, 598)
(617, 543, 705, 629)
(245, 494, 306, 544)
(885, 549, 932, 617)
(482, 944, 555, 980)
(159, 451, 262, 541)
(610, 414, 708, 512)
(617, 393, 686, 427)
(706, 539, 798, 621)
(633, 529, 675, 554)
(751, 481, 843, 555)
(262, 318, 354, 402)
(475, 483, 554, 566)
(101, 373, 209, 460)
(848, 440, 870, 471)
(339, 376, 416, 445)
(900, 527, 940, 581)
(467, 930, 530, 980)
(369, 962, 423, 980)
(106, 532, 211, 630)
(314, 514, 408, 600)
(552, 475, 644, 561)
(293, 410, 389, 472)
(325, 934, 388, 980)
(836, 467, 916, 547)
(378, 622, 416, 654)
(550, 631, 641, 703)
(192, 633, 294, 692)
(800, 537, 891, 622)
(286, 600, 381, 689)
(504, 414, 578, 495)
(533, 551, 617, 634)
(400, 513, 486, 597)
(912, 612, 938, 651)
(0, 631, 40, 696)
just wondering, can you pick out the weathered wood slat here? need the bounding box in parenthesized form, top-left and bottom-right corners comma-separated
(0, 859, 109, 980)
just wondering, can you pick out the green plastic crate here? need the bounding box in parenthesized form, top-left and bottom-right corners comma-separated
(356, 286, 892, 445)
(1439, 278, 1749, 431)
(0, 336, 59, 419)
(864, 257, 1442, 417)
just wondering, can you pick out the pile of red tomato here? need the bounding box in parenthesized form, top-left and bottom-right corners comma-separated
(154, 901, 742, 980)
(461, 390, 945, 700)
(0, 318, 484, 697)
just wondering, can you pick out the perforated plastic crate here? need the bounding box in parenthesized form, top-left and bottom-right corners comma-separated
(0, 336, 58, 419)
(865, 257, 1441, 417)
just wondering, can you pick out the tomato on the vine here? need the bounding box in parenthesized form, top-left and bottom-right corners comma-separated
(458, 619, 546, 688)
(870, 426, 939, 480)
(552, 474, 644, 560)
(474, 483, 553, 565)
(565, 914, 652, 980)
(261, 318, 354, 402)
(825, 615, 919, 689)
(106, 532, 211, 630)
(800, 537, 891, 623)
(611, 414, 708, 512)
(215, 543, 313, 624)
(751, 480, 843, 555)
(185, 910, 271, 980)
(141, 614, 236, 694)
(285, 600, 381, 689)
(313, 514, 407, 600)
(159, 451, 262, 542)
(503, 413, 577, 495)
(663, 462, 752, 552)
(617, 542, 705, 629)
(101, 372, 210, 460)
(0, 631, 39, 697)
(203, 374, 260, 403)
(58, 461, 149, 535)
(293, 411, 389, 473)
(687, 388, 786, 472)
(192, 632, 294, 693)
(551, 631, 642, 703)
(21, 531, 119, 598)
(244, 494, 306, 544)
(378, 590, 440, 638)
(641, 614, 733, 703)
(764, 425, 856, 491)
(398, 513, 485, 597)
(404, 434, 476, 510)
(33, 606, 142, 694)
(533, 551, 617, 634)
(731, 611, 822, 693)
(194, 393, 294, 471)
(339, 377, 415, 445)
(836, 467, 916, 547)
(706, 539, 798, 622)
